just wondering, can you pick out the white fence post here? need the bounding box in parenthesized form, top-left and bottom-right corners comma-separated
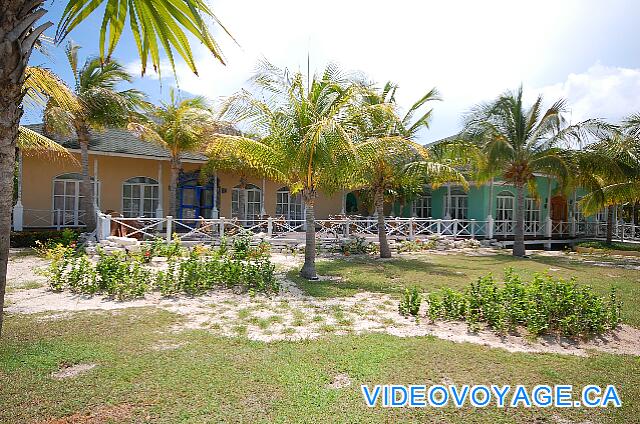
(437, 219, 442, 235)
(409, 217, 415, 240)
(486, 215, 494, 239)
(12, 201, 23, 231)
(345, 217, 350, 238)
(219, 218, 225, 238)
(267, 217, 273, 237)
(166, 215, 173, 242)
(55, 209, 61, 230)
(570, 216, 576, 237)
(546, 216, 552, 238)
(470, 219, 476, 238)
(101, 213, 111, 240)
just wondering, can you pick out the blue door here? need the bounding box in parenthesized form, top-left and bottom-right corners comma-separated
(179, 185, 215, 219)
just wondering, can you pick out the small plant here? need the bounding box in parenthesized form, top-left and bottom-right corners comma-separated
(398, 287, 422, 318)
(424, 269, 623, 338)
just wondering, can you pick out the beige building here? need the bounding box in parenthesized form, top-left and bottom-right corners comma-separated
(14, 125, 345, 230)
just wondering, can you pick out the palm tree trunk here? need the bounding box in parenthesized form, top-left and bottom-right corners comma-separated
(606, 206, 614, 244)
(0, 0, 51, 336)
(513, 183, 526, 257)
(376, 189, 391, 258)
(300, 190, 317, 280)
(238, 176, 247, 225)
(77, 127, 96, 231)
(169, 156, 180, 218)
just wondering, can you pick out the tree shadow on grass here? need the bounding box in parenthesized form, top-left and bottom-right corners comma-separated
(290, 257, 474, 298)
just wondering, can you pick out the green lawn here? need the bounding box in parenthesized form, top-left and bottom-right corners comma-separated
(1, 308, 639, 423)
(290, 252, 640, 327)
(2, 251, 640, 423)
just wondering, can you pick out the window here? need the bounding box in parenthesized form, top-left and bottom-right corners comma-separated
(52, 173, 100, 225)
(123, 177, 159, 218)
(525, 198, 540, 233)
(449, 188, 468, 220)
(232, 184, 263, 225)
(525, 198, 540, 222)
(276, 187, 303, 222)
(412, 192, 432, 218)
(496, 191, 514, 221)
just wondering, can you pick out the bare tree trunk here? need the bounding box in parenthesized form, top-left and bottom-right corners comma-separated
(513, 183, 526, 257)
(0, 0, 51, 337)
(300, 190, 317, 280)
(169, 156, 180, 218)
(77, 126, 96, 230)
(376, 189, 391, 258)
(606, 206, 614, 244)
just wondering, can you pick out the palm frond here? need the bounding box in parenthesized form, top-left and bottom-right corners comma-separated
(18, 126, 78, 163)
(56, 0, 236, 77)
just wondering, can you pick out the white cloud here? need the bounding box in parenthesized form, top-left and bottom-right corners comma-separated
(535, 63, 640, 124)
(130, 0, 640, 140)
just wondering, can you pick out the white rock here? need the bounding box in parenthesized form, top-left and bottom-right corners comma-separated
(106, 236, 139, 246)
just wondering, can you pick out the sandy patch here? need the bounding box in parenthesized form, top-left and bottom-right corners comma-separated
(51, 363, 97, 379)
(8, 284, 640, 357)
(7, 252, 640, 357)
(152, 341, 187, 351)
(327, 373, 352, 389)
(6, 254, 49, 289)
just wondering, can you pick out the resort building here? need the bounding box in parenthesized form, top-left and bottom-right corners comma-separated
(13, 125, 623, 243)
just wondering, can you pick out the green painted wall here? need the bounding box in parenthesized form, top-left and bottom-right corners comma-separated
(393, 176, 599, 222)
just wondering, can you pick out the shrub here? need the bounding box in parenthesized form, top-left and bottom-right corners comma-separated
(12, 228, 80, 248)
(398, 287, 422, 317)
(43, 239, 279, 299)
(424, 268, 622, 338)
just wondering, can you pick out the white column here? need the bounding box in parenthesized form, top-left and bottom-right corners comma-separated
(12, 150, 24, 231)
(156, 162, 164, 228)
(212, 171, 219, 218)
(261, 178, 267, 216)
(487, 178, 494, 217)
(93, 158, 99, 209)
(546, 177, 552, 220)
(341, 191, 346, 215)
(445, 184, 452, 219)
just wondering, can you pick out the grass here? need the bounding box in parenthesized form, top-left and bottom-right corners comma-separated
(289, 252, 640, 327)
(3, 251, 640, 422)
(577, 240, 640, 252)
(1, 308, 639, 423)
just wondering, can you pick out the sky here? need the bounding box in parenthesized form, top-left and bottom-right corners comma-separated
(25, 0, 640, 144)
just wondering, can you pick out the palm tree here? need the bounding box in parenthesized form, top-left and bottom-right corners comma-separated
(209, 62, 362, 279)
(32, 43, 148, 230)
(350, 82, 466, 258)
(128, 92, 222, 218)
(460, 86, 573, 257)
(578, 118, 640, 242)
(17, 126, 75, 159)
(0, 0, 233, 338)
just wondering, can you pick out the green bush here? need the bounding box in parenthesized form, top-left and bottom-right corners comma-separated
(398, 287, 422, 317)
(43, 241, 279, 299)
(154, 252, 278, 296)
(12, 228, 80, 248)
(424, 268, 622, 338)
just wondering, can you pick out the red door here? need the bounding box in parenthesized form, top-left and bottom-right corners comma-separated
(550, 195, 568, 222)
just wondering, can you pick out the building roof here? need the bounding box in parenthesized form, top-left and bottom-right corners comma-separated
(25, 123, 208, 162)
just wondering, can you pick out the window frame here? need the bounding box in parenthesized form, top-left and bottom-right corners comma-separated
(122, 176, 160, 218)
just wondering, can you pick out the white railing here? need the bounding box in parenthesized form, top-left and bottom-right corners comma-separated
(21, 208, 87, 229)
(24, 212, 632, 245)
